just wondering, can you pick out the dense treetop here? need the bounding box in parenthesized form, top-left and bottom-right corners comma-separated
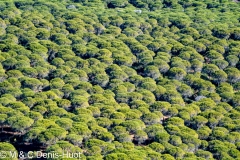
(0, 0, 240, 159)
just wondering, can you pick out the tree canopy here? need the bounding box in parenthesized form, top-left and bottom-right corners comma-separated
(0, 0, 240, 159)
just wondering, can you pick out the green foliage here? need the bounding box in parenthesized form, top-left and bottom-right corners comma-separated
(0, 142, 18, 160)
(0, 0, 239, 159)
